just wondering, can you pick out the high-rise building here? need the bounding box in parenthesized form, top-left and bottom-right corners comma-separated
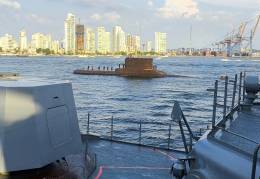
(76, 24, 84, 54)
(31, 33, 44, 49)
(135, 36, 141, 52)
(97, 27, 110, 54)
(31, 33, 52, 50)
(0, 34, 18, 52)
(155, 32, 167, 54)
(44, 34, 52, 49)
(112, 26, 126, 53)
(64, 13, 76, 54)
(51, 40, 60, 54)
(105, 32, 111, 53)
(146, 41, 152, 52)
(19, 30, 27, 51)
(86, 28, 95, 53)
(126, 34, 141, 53)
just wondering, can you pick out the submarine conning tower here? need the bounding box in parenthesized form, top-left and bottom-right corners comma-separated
(115, 57, 166, 78)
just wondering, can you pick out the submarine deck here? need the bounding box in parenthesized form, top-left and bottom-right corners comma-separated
(84, 135, 185, 179)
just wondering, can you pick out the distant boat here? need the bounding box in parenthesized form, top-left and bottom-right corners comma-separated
(220, 58, 230, 62)
(78, 55, 89, 58)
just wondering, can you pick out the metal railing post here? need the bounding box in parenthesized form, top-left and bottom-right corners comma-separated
(223, 76, 228, 118)
(243, 71, 246, 101)
(167, 124, 171, 149)
(87, 113, 90, 134)
(231, 74, 238, 109)
(212, 80, 218, 128)
(251, 144, 260, 179)
(179, 121, 189, 154)
(238, 72, 242, 106)
(110, 116, 114, 140)
(139, 120, 142, 145)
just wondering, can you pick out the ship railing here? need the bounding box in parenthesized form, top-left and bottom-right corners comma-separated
(207, 72, 260, 179)
(83, 113, 191, 151)
(207, 72, 246, 128)
(84, 142, 97, 179)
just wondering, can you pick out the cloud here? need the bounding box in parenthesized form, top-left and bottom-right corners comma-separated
(147, 0, 154, 7)
(90, 13, 102, 21)
(157, 0, 199, 19)
(104, 11, 120, 21)
(28, 13, 51, 24)
(90, 11, 120, 22)
(197, 0, 260, 9)
(0, 0, 21, 9)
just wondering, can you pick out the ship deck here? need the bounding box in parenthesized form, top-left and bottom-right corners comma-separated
(217, 104, 260, 154)
(84, 135, 185, 179)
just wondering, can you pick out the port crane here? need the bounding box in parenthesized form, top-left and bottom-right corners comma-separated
(213, 15, 260, 57)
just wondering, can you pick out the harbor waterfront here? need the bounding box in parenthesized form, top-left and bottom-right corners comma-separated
(1, 56, 260, 147)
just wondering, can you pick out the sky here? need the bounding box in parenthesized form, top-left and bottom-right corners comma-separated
(0, 0, 260, 49)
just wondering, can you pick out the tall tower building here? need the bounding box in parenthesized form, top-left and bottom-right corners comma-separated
(126, 34, 141, 53)
(76, 24, 84, 54)
(64, 13, 76, 54)
(97, 27, 110, 54)
(31, 33, 45, 49)
(19, 30, 27, 51)
(44, 34, 52, 49)
(135, 36, 141, 52)
(105, 32, 111, 53)
(146, 41, 152, 52)
(155, 32, 167, 54)
(112, 26, 126, 53)
(86, 28, 95, 53)
(0, 34, 17, 52)
(31, 33, 52, 50)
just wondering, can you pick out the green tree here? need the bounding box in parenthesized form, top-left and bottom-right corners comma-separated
(0, 47, 2, 52)
(36, 48, 42, 54)
(43, 48, 51, 55)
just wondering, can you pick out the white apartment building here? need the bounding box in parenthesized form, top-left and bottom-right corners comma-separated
(64, 13, 76, 54)
(155, 32, 167, 54)
(19, 30, 28, 51)
(86, 28, 96, 53)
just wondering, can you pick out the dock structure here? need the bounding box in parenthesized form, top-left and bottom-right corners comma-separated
(73, 57, 167, 78)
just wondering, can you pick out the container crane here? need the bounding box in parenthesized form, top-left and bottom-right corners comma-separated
(249, 15, 260, 55)
(213, 15, 260, 57)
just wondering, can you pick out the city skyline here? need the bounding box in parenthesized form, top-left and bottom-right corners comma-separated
(0, 13, 167, 55)
(1, 0, 260, 49)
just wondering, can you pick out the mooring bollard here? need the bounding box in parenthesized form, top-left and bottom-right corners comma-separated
(139, 120, 142, 145)
(167, 124, 171, 149)
(111, 116, 114, 140)
(87, 113, 90, 134)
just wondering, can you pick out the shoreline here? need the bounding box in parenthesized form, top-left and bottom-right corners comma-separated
(0, 54, 260, 59)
